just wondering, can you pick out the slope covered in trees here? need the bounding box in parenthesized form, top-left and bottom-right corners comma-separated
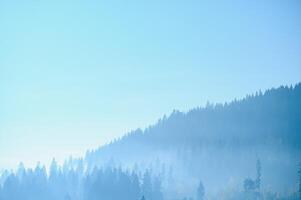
(0, 83, 300, 200)
(85, 83, 301, 196)
(89, 83, 301, 155)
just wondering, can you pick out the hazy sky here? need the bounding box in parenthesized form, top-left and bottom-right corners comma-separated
(0, 0, 300, 169)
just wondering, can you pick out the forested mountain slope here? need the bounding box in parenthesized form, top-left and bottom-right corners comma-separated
(85, 83, 301, 195)
(87, 83, 301, 158)
(1, 83, 300, 200)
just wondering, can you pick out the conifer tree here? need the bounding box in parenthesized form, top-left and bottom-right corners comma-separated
(255, 158, 261, 191)
(196, 181, 205, 200)
(298, 163, 301, 200)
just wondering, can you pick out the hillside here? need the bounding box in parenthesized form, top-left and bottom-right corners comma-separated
(85, 83, 301, 195)
(1, 83, 300, 200)
(87, 83, 301, 157)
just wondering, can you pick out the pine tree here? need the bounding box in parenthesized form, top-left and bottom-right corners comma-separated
(255, 158, 261, 191)
(196, 181, 205, 200)
(141, 171, 152, 200)
(298, 163, 301, 200)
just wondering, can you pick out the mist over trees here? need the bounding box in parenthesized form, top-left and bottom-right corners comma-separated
(0, 83, 300, 200)
(0, 159, 163, 200)
(85, 84, 301, 195)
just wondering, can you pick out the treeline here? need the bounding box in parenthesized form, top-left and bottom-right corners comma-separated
(83, 84, 301, 195)
(90, 83, 301, 156)
(0, 160, 163, 200)
(0, 160, 300, 200)
(1, 83, 300, 199)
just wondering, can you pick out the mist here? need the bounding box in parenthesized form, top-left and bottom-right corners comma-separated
(1, 84, 300, 200)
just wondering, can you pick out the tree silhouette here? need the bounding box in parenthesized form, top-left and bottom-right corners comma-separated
(196, 181, 205, 200)
(255, 159, 261, 191)
(298, 163, 301, 200)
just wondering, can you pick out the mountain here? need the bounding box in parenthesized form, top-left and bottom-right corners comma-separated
(85, 83, 301, 196)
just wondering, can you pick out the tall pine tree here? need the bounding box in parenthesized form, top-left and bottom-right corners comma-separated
(298, 162, 301, 200)
(255, 158, 261, 191)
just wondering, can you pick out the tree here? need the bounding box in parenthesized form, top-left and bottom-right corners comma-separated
(50, 158, 58, 179)
(255, 158, 261, 191)
(16, 162, 26, 181)
(196, 181, 205, 200)
(141, 171, 152, 199)
(298, 163, 301, 200)
(152, 176, 163, 200)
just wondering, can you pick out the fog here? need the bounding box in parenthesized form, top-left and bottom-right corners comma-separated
(0, 84, 300, 200)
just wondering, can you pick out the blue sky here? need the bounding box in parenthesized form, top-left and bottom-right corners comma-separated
(0, 0, 300, 169)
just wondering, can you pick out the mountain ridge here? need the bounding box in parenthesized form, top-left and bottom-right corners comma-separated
(87, 82, 301, 158)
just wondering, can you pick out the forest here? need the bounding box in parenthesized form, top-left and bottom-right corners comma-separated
(0, 83, 300, 200)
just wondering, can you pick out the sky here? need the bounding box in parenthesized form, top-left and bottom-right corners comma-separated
(0, 0, 301, 169)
